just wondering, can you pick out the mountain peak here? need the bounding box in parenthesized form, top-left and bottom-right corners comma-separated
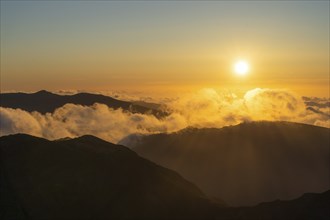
(0, 133, 216, 219)
(72, 135, 107, 143)
(34, 90, 53, 95)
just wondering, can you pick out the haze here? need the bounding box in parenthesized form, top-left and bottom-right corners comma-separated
(1, 1, 329, 97)
(1, 2, 330, 219)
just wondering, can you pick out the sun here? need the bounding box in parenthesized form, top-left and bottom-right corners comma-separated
(234, 60, 249, 76)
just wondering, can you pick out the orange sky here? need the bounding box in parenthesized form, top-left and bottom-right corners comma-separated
(1, 1, 329, 97)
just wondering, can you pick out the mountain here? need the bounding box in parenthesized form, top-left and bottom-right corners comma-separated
(0, 90, 165, 116)
(123, 121, 330, 206)
(0, 134, 219, 220)
(221, 190, 330, 220)
(1, 133, 329, 220)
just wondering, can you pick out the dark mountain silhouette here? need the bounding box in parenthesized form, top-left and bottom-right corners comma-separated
(123, 121, 330, 206)
(1, 133, 329, 220)
(0, 90, 165, 116)
(221, 190, 330, 220)
(0, 134, 220, 220)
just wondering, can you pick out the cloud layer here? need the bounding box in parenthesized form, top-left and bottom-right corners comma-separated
(1, 88, 329, 143)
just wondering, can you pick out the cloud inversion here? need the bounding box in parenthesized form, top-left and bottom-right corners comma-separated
(1, 88, 329, 143)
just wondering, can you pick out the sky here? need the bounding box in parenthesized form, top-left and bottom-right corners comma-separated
(1, 1, 329, 97)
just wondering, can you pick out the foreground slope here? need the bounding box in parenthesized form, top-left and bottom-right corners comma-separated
(0, 134, 218, 220)
(222, 190, 330, 220)
(1, 133, 329, 220)
(0, 90, 164, 116)
(126, 121, 330, 206)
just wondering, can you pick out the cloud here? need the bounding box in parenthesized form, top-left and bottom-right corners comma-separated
(0, 108, 42, 137)
(167, 88, 316, 128)
(0, 88, 329, 144)
(243, 88, 305, 120)
(0, 104, 187, 143)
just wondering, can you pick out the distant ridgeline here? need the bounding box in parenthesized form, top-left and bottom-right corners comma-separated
(0, 90, 166, 117)
(122, 121, 330, 207)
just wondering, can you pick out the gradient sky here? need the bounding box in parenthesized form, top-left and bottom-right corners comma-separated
(1, 1, 329, 97)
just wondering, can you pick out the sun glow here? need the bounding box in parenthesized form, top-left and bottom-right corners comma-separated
(234, 60, 249, 76)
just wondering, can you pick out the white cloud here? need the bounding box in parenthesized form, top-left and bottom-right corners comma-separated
(1, 88, 329, 143)
(0, 104, 187, 143)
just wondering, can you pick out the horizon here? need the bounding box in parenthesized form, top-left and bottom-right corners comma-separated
(1, 1, 330, 218)
(1, 1, 329, 97)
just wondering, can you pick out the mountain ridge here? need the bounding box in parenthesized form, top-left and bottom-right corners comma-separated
(126, 121, 330, 206)
(0, 90, 166, 117)
(0, 133, 219, 219)
(1, 132, 329, 219)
